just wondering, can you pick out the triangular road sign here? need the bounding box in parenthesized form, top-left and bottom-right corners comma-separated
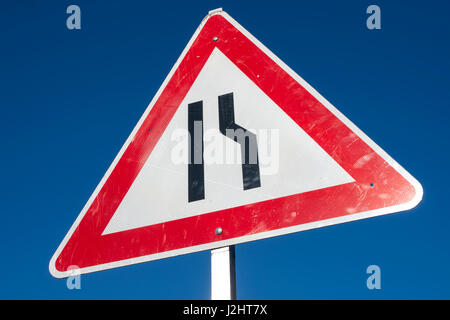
(50, 9, 422, 277)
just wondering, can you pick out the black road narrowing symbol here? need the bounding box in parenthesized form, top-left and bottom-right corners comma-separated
(188, 92, 261, 203)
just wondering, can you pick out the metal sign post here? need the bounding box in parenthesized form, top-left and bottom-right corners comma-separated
(211, 246, 236, 300)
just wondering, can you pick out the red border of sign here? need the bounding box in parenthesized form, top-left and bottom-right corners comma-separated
(50, 11, 421, 277)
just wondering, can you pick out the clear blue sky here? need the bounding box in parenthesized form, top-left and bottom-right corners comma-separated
(0, 0, 449, 299)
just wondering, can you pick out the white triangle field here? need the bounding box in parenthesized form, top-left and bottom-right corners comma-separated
(103, 48, 354, 234)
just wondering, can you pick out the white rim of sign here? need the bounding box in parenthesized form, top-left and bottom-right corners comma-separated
(49, 8, 423, 278)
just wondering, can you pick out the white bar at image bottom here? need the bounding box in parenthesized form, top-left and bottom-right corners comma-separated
(211, 246, 236, 300)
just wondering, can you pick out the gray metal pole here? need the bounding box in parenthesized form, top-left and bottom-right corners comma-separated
(211, 245, 236, 300)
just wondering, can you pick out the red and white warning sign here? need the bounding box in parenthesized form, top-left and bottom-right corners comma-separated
(50, 9, 422, 277)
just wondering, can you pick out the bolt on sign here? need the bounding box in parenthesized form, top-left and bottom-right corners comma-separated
(50, 9, 422, 277)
